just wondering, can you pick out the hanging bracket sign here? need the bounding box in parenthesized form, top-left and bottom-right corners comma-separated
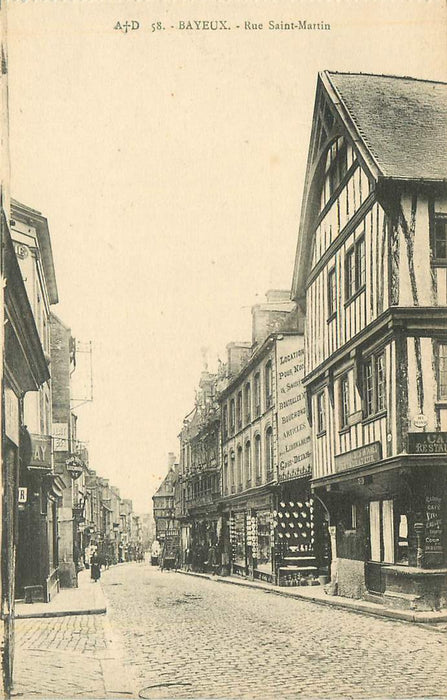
(65, 455, 85, 479)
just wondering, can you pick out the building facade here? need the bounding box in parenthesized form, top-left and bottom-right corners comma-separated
(219, 292, 328, 585)
(176, 372, 222, 572)
(292, 71, 447, 609)
(152, 454, 177, 545)
(11, 201, 62, 602)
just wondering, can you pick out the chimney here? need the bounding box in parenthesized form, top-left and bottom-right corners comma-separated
(226, 342, 251, 379)
(265, 289, 291, 303)
(167, 452, 176, 469)
(251, 290, 294, 346)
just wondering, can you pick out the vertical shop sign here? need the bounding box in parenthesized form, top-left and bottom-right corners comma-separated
(276, 336, 311, 481)
(425, 495, 443, 565)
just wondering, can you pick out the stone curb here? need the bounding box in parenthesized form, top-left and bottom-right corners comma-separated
(176, 570, 447, 624)
(100, 616, 137, 698)
(15, 606, 107, 620)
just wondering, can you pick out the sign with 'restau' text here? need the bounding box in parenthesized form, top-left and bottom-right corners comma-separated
(408, 432, 447, 454)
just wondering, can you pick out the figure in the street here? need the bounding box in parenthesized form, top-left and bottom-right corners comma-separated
(185, 546, 191, 571)
(151, 539, 160, 566)
(90, 552, 101, 582)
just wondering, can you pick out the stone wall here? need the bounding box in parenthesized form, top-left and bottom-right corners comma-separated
(337, 558, 366, 599)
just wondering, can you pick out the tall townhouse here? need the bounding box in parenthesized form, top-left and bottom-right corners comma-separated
(176, 371, 222, 570)
(120, 498, 134, 560)
(292, 71, 447, 610)
(84, 470, 102, 557)
(98, 478, 114, 561)
(2, 209, 51, 685)
(219, 291, 329, 585)
(110, 485, 122, 561)
(152, 453, 177, 546)
(72, 452, 90, 570)
(10, 200, 62, 602)
(50, 313, 85, 586)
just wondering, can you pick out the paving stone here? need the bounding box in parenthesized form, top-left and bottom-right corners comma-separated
(103, 563, 447, 700)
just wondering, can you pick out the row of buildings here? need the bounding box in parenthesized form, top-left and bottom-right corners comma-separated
(1, 195, 143, 691)
(154, 70, 447, 612)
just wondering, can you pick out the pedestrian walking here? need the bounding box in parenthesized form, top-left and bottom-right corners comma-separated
(90, 552, 101, 582)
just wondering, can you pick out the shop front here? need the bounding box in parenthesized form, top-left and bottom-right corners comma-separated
(188, 516, 220, 572)
(228, 491, 275, 583)
(16, 431, 60, 602)
(314, 436, 447, 610)
(274, 477, 330, 586)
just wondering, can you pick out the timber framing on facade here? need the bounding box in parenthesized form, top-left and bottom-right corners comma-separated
(292, 70, 447, 609)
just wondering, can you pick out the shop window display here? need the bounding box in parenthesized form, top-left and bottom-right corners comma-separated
(231, 511, 247, 570)
(256, 511, 273, 574)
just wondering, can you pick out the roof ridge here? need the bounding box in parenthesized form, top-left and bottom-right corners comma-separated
(326, 70, 447, 86)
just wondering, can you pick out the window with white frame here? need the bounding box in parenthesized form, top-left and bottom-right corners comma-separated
(265, 361, 273, 409)
(433, 213, 447, 261)
(222, 405, 228, 441)
(237, 446, 243, 489)
(265, 427, 273, 475)
(245, 440, 251, 485)
(340, 375, 350, 429)
(245, 382, 251, 424)
(223, 454, 228, 495)
(255, 434, 261, 480)
(345, 235, 366, 301)
(328, 267, 337, 318)
(254, 372, 261, 416)
(230, 451, 235, 490)
(363, 351, 386, 418)
(230, 399, 235, 434)
(438, 342, 447, 400)
(316, 391, 326, 434)
(236, 391, 242, 430)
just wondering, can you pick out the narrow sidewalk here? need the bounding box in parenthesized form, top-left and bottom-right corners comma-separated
(12, 570, 136, 698)
(15, 569, 106, 619)
(177, 569, 447, 624)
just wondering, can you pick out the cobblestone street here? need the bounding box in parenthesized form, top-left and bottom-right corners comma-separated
(13, 614, 109, 698)
(102, 563, 447, 699)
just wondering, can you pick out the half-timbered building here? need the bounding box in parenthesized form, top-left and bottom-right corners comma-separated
(292, 71, 447, 609)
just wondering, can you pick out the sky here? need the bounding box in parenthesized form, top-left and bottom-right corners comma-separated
(7, 0, 447, 513)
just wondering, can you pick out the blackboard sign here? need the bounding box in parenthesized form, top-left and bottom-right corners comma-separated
(425, 495, 443, 565)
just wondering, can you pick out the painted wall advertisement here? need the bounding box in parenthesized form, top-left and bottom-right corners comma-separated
(276, 336, 311, 482)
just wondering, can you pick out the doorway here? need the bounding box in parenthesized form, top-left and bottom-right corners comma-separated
(366, 499, 394, 593)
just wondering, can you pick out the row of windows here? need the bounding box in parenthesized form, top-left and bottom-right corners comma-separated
(222, 361, 273, 439)
(315, 342, 447, 435)
(316, 350, 386, 435)
(223, 427, 274, 493)
(185, 474, 219, 501)
(326, 212, 447, 321)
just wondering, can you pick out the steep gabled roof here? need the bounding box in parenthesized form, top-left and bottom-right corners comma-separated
(153, 468, 175, 498)
(292, 71, 447, 303)
(326, 71, 447, 181)
(11, 199, 59, 305)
